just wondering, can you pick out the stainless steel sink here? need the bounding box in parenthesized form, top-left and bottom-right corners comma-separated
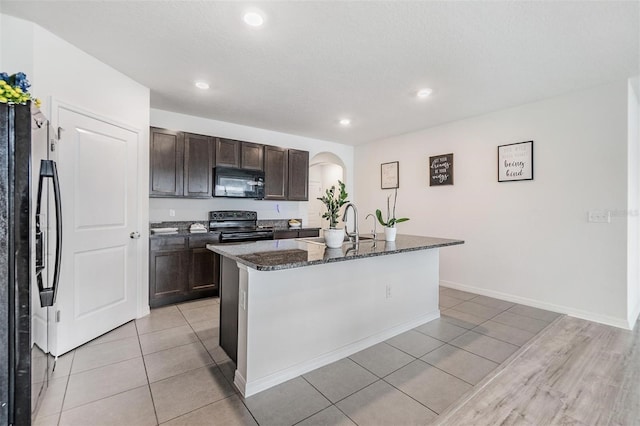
(297, 235, 375, 245)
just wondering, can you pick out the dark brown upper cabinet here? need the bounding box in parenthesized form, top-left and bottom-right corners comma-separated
(241, 141, 264, 171)
(264, 145, 288, 200)
(216, 138, 241, 168)
(150, 127, 184, 197)
(287, 149, 309, 201)
(184, 133, 214, 198)
(151, 126, 310, 201)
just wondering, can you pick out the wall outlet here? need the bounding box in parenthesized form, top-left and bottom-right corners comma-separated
(588, 210, 610, 223)
(169, 209, 175, 217)
(385, 284, 392, 299)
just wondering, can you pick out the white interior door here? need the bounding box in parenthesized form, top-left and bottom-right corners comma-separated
(54, 106, 139, 355)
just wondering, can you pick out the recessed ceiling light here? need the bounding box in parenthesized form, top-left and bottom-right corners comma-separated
(339, 118, 351, 126)
(417, 88, 433, 98)
(243, 12, 264, 27)
(195, 81, 210, 90)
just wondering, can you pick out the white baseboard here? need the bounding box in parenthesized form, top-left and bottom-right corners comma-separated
(234, 371, 247, 396)
(240, 311, 440, 397)
(137, 304, 150, 319)
(629, 298, 640, 329)
(440, 280, 631, 330)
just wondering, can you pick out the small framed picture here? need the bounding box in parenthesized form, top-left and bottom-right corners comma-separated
(381, 161, 399, 189)
(498, 141, 533, 182)
(429, 153, 454, 186)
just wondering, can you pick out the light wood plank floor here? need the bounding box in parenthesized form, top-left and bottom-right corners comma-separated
(437, 316, 640, 425)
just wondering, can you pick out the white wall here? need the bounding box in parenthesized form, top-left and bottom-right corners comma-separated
(355, 80, 632, 328)
(150, 109, 354, 225)
(628, 78, 640, 326)
(0, 14, 34, 78)
(1, 15, 151, 324)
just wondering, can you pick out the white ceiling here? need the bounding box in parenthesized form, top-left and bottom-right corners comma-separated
(1, 1, 638, 145)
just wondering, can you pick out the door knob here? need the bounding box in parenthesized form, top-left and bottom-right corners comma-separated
(130, 232, 140, 239)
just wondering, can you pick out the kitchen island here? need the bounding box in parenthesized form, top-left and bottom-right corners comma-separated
(207, 234, 464, 397)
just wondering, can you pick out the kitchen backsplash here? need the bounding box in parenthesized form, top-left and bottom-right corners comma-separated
(149, 197, 309, 224)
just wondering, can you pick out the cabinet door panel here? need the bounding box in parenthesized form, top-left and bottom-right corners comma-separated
(241, 142, 264, 171)
(150, 250, 187, 300)
(288, 149, 309, 201)
(216, 138, 240, 168)
(190, 249, 219, 291)
(264, 146, 288, 200)
(150, 128, 184, 196)
(184, 133, 213, 198)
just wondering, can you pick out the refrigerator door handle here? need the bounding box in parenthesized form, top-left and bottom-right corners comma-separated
(36, 160, 62, 307)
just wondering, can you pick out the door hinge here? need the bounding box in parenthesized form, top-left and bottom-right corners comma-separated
(56, 310, 61, 322)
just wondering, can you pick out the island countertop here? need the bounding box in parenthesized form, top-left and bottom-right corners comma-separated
(206, 234, 464, 271)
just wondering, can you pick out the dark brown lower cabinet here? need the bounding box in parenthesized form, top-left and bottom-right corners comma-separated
(149, 236, 219, 308)
(150, 250, 187, 301)
(189, 248, 220, 292)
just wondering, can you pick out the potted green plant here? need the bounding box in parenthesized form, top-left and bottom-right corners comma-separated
(375, 188, 409, 242)
(317, 180, 349, 248)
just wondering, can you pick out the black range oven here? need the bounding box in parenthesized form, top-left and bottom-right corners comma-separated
(209, 210, 273, 243)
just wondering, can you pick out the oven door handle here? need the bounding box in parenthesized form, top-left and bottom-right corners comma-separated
(220, 232, 273, 241)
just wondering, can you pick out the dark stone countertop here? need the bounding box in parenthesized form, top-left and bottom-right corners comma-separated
(272, 227, 322, 232)
(148, 219, 319, 239)
(206, 235, 464, 271)
(149, 230, 218, 239)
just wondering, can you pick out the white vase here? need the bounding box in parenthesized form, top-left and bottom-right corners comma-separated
(323, 228, 345, 248)
(384, 226, 397, 242)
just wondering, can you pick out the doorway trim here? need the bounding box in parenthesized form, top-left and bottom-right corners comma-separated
(49, 98, 149, 322)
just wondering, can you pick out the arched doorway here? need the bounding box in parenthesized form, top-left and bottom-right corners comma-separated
(308, 152, 346, 229)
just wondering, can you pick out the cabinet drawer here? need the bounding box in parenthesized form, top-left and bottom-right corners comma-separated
(298, 229, 319, 238)
(150, 237, 187, 251)
(189, 235, 221, 248)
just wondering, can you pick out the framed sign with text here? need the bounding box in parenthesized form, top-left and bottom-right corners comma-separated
(381, 161, 399, 189)
(429, 153, 454, 186)
(498, 141, 533, 182)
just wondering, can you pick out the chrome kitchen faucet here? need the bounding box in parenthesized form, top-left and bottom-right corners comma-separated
(342, 203, 359, 245)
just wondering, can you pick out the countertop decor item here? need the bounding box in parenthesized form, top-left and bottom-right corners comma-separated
(189, 223, 207, 233)
(375, 187, 409, 242)
(317, 180, 349, 248)
(381, 161, 399, 189)
(498, 140, 533, 182)
(0, 72, 41, 107)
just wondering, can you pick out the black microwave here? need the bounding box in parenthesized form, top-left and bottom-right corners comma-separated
(213, 167, 265, 199)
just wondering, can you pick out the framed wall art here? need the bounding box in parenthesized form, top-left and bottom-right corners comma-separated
(429, 153, 454, 186)
(381, 161, 399, 189)
(498, 141, 533, 182)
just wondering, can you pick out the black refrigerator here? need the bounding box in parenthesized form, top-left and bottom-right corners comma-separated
(0, 103, 62, 425)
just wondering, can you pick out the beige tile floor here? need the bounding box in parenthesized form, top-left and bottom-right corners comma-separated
(33, 288, 561, 426)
